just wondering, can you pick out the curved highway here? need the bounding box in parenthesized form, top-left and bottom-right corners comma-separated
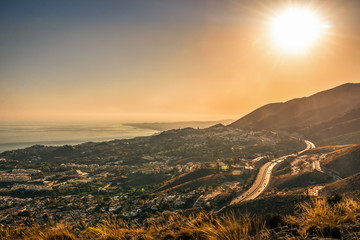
(230, 140, 315, 205)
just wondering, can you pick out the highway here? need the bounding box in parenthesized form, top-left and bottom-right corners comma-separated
(299, 140, 315, 154)
(230, 140, 316, 205)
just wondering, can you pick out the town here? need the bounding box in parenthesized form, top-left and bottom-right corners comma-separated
(0, 126, 304, 228)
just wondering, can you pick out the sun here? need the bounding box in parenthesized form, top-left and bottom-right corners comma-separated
(270, 6, 327, 54)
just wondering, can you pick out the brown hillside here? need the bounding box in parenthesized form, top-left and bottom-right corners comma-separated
(322, 144, 360, 178)
(305, 145, 354, 154)
(272, 171, 333, 190)
(301, 107, 360, 140)
(230, 83, 360, 144)
(159, 173, 234, 193)
(157, 168, 218, 192)
(321, 172, 360, 196)
(318, 130, 360, 146)
(221, 194, 311, 216)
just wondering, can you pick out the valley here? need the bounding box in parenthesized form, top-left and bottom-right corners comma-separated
(0, 83, 360, 239)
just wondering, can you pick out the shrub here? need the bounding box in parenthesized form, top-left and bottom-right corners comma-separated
(40, 223, 76, 240)
(187, 212, 268, 240)
(289, 197, 360, 238)
(263, 213, 284, 229)
(327, 194, 342, 206)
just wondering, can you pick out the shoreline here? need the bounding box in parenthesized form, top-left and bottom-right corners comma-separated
(0, 120, 233, 153)
(0, 124, 159, 153)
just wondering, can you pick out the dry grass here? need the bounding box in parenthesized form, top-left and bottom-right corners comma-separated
(88, 211, 268, 240)
(191, 213, 268, 240)
(84, 217, 149, 240)
(289, 197, 360, 238)
(1, 196, 360, 239)
(0, 223, 75, 240)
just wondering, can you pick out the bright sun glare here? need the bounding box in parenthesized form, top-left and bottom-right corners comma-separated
(270, 6, 328, 54)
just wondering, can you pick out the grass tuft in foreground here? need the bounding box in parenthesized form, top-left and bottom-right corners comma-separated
(289, 196, 360, 238)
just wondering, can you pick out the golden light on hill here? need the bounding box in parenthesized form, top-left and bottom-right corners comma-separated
(269, 6, 330, 54)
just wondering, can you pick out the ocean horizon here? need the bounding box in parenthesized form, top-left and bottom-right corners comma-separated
(0, 122, 159, 153)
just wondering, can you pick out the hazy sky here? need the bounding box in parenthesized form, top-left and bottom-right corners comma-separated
(1, 0, 360, 123)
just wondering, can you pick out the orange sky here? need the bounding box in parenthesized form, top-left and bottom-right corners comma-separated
(1, 0, 360, 123)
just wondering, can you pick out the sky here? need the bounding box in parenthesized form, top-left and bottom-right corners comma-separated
(1, 0, 360, 123)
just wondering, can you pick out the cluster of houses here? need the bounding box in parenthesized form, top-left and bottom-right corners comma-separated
(0, 195, 103, 228)
(0, 169, 42, 183)
(60, 163, 100, 169)
(0, 185, 206, 227)
(0, 173, 31, 182)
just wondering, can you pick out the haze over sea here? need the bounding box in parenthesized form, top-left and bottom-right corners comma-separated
(0, 122, 158, 153)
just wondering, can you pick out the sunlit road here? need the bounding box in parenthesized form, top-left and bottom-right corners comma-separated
(299, 140, 315, 154)
(230, 140, 316, 205)
(313, 160, 323, 172)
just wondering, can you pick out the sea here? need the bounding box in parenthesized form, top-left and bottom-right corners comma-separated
(0, 122, 159, 153)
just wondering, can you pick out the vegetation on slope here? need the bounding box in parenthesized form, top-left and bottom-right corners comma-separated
(273, 171, 333, 190)
(157, 168, 218, 192)
(322, 144, 360, 178)
(321, 172, 360, 196)
(319, 130, 360, 146)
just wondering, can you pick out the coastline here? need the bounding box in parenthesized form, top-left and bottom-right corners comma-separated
(0, 120, 233, 153)
(0, 123, 158, 153)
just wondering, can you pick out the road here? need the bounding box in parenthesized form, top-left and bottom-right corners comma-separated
(229, 140, 316, 205)
(313, 160, 323, 172)
(298, 140, 316, 155)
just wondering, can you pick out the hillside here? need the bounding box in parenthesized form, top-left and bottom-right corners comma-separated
(304, 145, 353, 154)
(158, 173, 232, 193)
(124, 120, 233, 131)
(157, 168, 218, 192)
(321, 144, 360, 178)
(221, 194, 311, 216)
(321, 172, 360, 196)
(268, 144, 360, 192)
(273, 171, 333, 190)
(230, 83, 360, 144)
(301, 107, 360, 144)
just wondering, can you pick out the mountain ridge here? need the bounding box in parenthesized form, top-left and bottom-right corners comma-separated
(230, 83, 360, 144)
